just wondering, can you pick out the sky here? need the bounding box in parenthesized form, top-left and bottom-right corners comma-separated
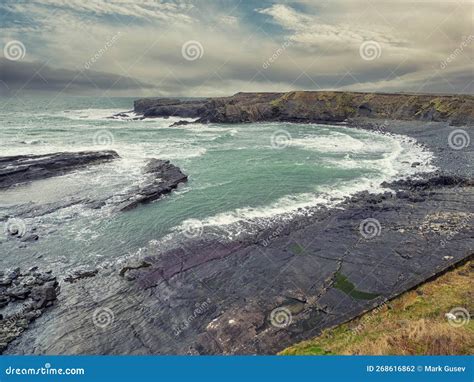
(0, 0, 473, 97)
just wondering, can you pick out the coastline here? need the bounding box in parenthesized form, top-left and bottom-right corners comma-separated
(4, 118, 472, 355)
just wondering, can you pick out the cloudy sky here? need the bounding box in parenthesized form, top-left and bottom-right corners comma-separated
(1, 0, 473, 97)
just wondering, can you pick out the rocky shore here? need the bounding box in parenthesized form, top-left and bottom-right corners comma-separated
(3, 115, 472, 355)
(134, 91, 474, 126)
(0, 267, 59, 352)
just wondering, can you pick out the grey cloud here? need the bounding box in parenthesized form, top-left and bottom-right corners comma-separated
(0, 59, 155, 96)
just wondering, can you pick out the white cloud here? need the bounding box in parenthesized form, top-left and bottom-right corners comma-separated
(257, 4, 406, 50)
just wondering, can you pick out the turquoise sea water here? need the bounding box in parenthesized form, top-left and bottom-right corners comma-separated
(0, 96, 434, 272)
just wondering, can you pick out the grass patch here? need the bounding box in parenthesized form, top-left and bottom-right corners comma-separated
(333, 272, 380, 300)
(289, 243, 305, 255)
(280, 261, 473, 355)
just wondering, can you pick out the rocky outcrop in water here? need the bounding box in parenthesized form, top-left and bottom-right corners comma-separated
(134, 91, 474, 126)
(0, 151, 119, 189)
(0, 154, 187, 220)
(114, 159, 188, 212)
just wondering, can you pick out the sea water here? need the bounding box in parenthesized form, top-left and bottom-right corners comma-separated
(0, 96, 435, 272)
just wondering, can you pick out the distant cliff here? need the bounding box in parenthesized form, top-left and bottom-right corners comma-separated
(134, 91, 474, 126)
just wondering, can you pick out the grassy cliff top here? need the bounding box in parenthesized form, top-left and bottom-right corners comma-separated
(280, 260, 473, 355)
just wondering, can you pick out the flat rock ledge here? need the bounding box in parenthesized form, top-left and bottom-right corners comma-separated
(0, 151, 119, 189)
(114, 159, 188, 211)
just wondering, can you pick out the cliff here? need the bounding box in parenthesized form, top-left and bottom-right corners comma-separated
(134, 91, 474, 126)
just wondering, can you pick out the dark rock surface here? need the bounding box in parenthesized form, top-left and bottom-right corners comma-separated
(0, 151, 119, 189)
(64, 268, 99, 284)
(169, 120, 195, 127)
(134, 91, 474, 126)
(134, 98, 208, 119)
(114, 159, 188, 211)
(119, 260, 151, 280)
(0, 267, 59, 353)
(108, 111, 144, 121)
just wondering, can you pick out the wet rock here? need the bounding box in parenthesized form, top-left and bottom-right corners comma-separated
(86, 200, 107, 210)
(107, 111, 134, 119)
(64, 268, 98, 283)
(0, 267, 59, 354)
(409, 195, 425, 203)
(0, 151, 119, 189)
(37, 273, 56, 283)
(6, 285, 30, 300)
(0, 268, 20, 286)
(388, 175, 473, 191)
(20, 234, 39, 242)
(0, 296, 9, 308)
(23, 310, 42, 321)
(169, 120, 193, 127)
(30, 282, 58, 308)
(116, 159, 188, 212)
(396, 191, 410, 199)
(119, 260, 152, 278)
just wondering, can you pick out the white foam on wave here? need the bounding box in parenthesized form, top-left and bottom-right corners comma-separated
(58, 109, 127, 120)
(290, 132, 365, 153)
(162, 146, 207, 160)
(174, 128, 436, 239)
(46, 109, 193, 123)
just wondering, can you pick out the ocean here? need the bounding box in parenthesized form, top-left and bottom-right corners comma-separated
(0, 96, 434, 273)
